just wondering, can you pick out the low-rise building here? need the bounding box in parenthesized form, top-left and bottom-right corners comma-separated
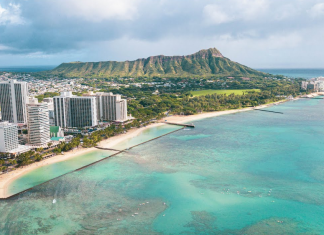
(0, 121, 30, 155)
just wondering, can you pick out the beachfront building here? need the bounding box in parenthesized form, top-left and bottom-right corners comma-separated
(53, 92, 98, 128)
(0, 80, 29, 124)
(69, 96, 98, 127)
(84, 92, 128, 122)
(43, 98, 55, 125)
(27, 103, 51, 146)
(0, 122, 19, 152)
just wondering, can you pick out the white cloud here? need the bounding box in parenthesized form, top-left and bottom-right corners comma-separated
(56, 0, 142, 22)
(203, 4, 232, 25)
(236, 0, 269, 20)
(308, 3, 324, 18)
(203, 0, 269, 25)
(0, 3, 24, 25)
(0, 44, 12, 51)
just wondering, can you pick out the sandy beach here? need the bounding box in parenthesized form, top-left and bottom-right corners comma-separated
(162, 102, 284, 124)
(0, 123, 164, 198)
(0, 98, 301, 199)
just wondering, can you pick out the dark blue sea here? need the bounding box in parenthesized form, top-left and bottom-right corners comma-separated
(0, 65, 57, 73)
(257, 68, 324, 79)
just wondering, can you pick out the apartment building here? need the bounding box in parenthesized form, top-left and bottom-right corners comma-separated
(0, 80, 28, 124)
(86, 92, 128, 122)
(27, 103, 51, 146)
(0, 122, 19, 152)
(53, 92, 97, 128)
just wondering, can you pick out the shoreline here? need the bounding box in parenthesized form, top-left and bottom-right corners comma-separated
(0, 96, 310, 199)
(0, 123, 165, 199)
(162, 101, 285, 124)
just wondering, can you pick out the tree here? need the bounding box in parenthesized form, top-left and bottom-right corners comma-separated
(36, 148, 44, 153)
(34, 154, 43, 162)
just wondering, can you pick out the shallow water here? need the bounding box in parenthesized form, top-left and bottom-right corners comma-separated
(8, 125, 181, 196)
(1, 98, 324, 234)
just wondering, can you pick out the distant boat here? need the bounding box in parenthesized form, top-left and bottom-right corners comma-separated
(53, 199, 57, 204)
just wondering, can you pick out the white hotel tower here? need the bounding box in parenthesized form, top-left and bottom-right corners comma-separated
(86, 92, 128, 122)
(0, 80, 29, 124)
(0, 122, 19, 153)
(53, 92, 98, 128)
(27, 103, 51, 146)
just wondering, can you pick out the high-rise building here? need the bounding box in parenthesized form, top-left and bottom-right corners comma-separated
(43, 98, 54, 110)
(0, 122, 19, 152)
(69, 97, 97, 127)
(116, 98, 128, 122)
(27, 103, 51, 146)
(53, 92, 98, 128)
(43, 98, 54, 125)
(53, 91, 73, 128)
(89, 92, 128, 122)
(0, 80, 28, 124)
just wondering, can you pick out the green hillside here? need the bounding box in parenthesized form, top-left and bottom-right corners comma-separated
(50, 48, 266, 78)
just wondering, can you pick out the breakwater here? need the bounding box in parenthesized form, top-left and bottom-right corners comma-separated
(254, 109, 284, 114)
(0, 127, 185, 200)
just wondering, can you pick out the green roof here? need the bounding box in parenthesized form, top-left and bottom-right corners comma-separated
(50, 126, 60, 134)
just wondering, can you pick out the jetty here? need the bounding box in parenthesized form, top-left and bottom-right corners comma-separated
(95, 147, 121, 151)
(254, 109, 283, 114)
(163, 122, 195, 128)
(0, 126, 186, 200)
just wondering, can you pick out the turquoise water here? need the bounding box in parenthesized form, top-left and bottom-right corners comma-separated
(7, 125, 182, 196)
(1, 99, 324, 234)
(257, 68, 324, 79)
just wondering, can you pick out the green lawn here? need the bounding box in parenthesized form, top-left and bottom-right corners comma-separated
(191, 89, 261, 97)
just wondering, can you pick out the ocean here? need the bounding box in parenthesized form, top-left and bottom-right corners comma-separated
(257, 68, 324, 79)
(1, 98, 324, 234)
(0, 65, 57, 73)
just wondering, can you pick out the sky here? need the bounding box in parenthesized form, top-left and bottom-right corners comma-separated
(0, 0, 324, 68)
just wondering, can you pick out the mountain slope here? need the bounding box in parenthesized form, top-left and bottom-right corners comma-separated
(50, 48, 265, 78)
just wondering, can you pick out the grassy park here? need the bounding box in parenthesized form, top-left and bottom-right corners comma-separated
(191, 89, 261, 97)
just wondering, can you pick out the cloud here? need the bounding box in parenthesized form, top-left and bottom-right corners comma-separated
(203, 5, 232, 25)
(203, 0, 269, 25)
(54, 0, 141, 22)
(309, 3, 324, 18)
(0, 3, 24, 25)
(0, 44, 13, 51)
(0, 0, 323, 68)
(236, 0, 269, 20)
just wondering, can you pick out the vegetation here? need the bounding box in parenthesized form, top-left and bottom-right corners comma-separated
(45, 48, 266, 78)
(89, 76, 302, 120)
(36, 92, 59, 102)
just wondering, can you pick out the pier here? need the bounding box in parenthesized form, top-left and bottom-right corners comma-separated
(254, 109, 284, 114)
(95, 147, 121, 151)
(163, 122, 195, 128)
